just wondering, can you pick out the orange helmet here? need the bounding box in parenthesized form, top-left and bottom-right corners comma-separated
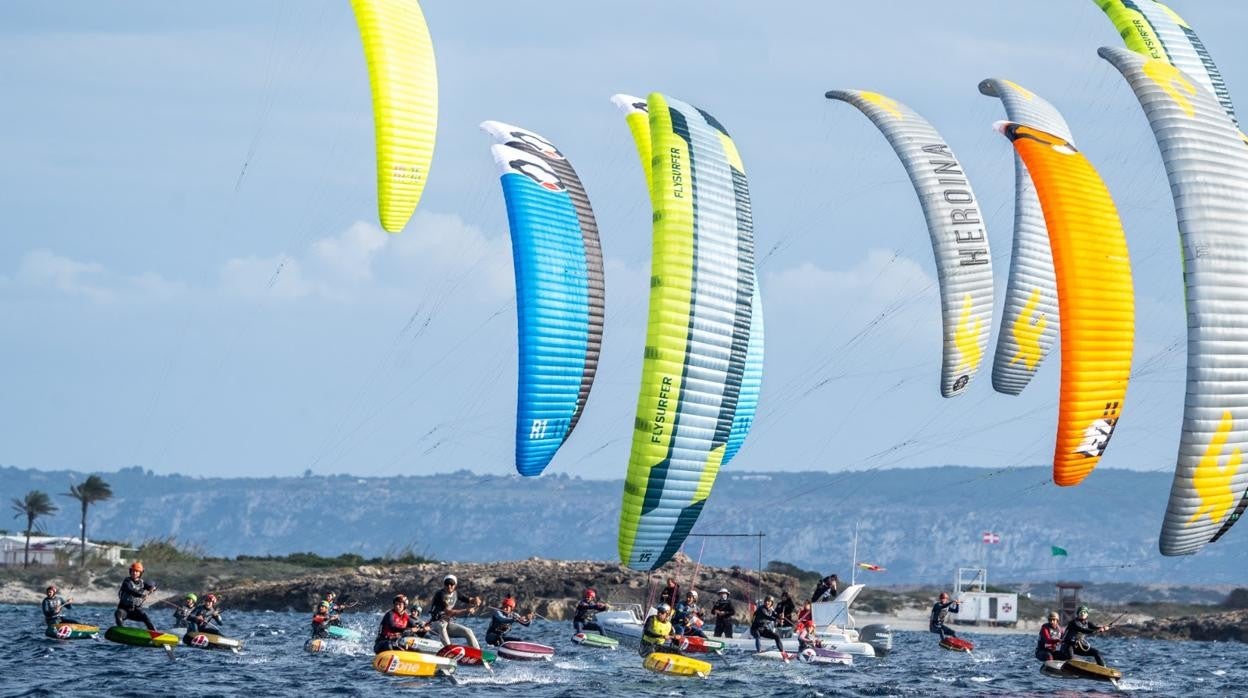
(502, 596, 516, 609)
(129, 561, 144, 573)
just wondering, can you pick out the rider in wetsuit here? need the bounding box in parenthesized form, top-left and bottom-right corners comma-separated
(311, 600, 339, 639)
(374, 594, 429, 654)
(42, 585, 79, 625)
(171, 593, 196, 628)
(796, 618, 822, 651)
(573, 588, 610, 633)
(929, 592, 960, 639)
(750, 596, 788, 659)
(114, 561, 157, 630)
(672, 590, 706, 638)
(639, 603, 682, 658)
(429, 574, 481, 649)
(1060, 605, 1109, 667)
(485, 596, 532, 646)
(776, 590, 798, 633)
(1035, 611, 1069, 662)
(659, 578, 680, 609)
(185, 593, 224, 639)
(711, 588, 735, 638)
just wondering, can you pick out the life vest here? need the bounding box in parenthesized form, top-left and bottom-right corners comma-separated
(643, 616, 673, 645)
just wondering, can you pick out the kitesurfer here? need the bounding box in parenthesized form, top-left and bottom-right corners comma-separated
(810, 574, 839, 603)
(113, 561, 157, 630)
(485, 596, 532, 646)
(1035, 611, 1069, 662)
(660, 577, 680, 609)
(42, 585, 79, 626)
(311, 601, 340, 639)
(673, 590, 705, 638)
(573, 588, 609, 633)
(185, 593, 224, 638)
(776, 590, 798, 632)
(1060, 605, 1109, 667)
(711, 588, 735, 638)
(374, 594, 429, 654)
(638, 603, 683, 658)
(171, 593, 197, 628)
(323, 591, 354, 624)
(750, 596, 788, 659)
(929, 592, 960, 639)
(796, 619, 822, 651)
(429, 574, 481, 649)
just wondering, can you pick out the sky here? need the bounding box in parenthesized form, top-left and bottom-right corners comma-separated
(3, 1, 1247, 499)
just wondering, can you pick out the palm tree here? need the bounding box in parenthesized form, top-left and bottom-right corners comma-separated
(64, 475, 113, 566)
(11, 490, 58, 568)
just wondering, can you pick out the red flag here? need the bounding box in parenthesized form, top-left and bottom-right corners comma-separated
(982, 532, 1001, 544)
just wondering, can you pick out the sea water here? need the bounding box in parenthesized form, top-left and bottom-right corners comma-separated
(2, 605, 1244, 696)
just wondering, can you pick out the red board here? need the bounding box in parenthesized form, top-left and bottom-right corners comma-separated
(437, 644, 496, 665)
(939, 636, 975, 652)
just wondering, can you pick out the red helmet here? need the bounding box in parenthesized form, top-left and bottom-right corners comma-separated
(46, 585, 57, 593)
(584, 588, 596, 599)
(205, 593, 218, 603)
(502, 596, 516, 609)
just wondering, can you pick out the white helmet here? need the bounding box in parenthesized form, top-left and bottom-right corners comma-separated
(444, 574, 457, 584)
(717, 588, 729, 595)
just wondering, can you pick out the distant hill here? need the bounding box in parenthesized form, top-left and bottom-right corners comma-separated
(2, 465, 1244, 585)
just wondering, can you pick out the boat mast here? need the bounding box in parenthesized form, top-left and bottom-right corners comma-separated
(851, 520, 860, 586)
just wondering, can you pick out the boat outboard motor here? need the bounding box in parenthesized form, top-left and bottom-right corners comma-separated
(859, 624, 893, 656)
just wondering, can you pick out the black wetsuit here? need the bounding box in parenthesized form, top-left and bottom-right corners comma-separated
(42, 595, 78, 625)
(1060, 618, 1106, 666)
(929, 600, 959, 638)
(1035, 622, 1069, 661)
(573, 599, 608, 633)
(373, 610, 426, 654)
(776, 595, 797, 631)
(673, 601, 705, 638)
(750, 605, 785, 653)
(172, 604, 192, 628)
(810, 578, 838, 604)
(659, 584, 680, 610)
(711, 597, 735, 638)
(114, 577, 157, 629)
(185, 603, 223, 638)
(485, 608, 530, 646)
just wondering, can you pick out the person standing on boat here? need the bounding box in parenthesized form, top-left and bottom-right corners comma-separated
(929, 592, 960, 638)
(673, 590, 706, 638)
(1060, 605, 1109, 667)
(185, 593, 224, 638)
(573, 588, 610, 633)
(114, 561, 157, 630)
(171, 593, 197, 628)
(311, 600, 340, 639)
(374, 594, 429, 653)
(776, 590, 798, 632)
(485, 596, 532, 646)
(659, 577, 680, 609)
(1035, 611, 1069, 662)
(429, 574, 481, 649)
(810, 574, 839, 603)
(711, 588, 735, 638)
(42, 585, 79, 626)
(750, 596, 788, 658)
(639, 603, 683, 657)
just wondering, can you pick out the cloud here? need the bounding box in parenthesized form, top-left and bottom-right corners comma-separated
(219, 254, 313, 301)
(310, 221, 388, 284)
(3, 248, 184, 303)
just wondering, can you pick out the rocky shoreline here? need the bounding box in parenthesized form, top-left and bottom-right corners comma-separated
(1110, 609, 1248, 643)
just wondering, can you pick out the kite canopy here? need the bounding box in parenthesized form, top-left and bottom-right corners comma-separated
(350, 0, 438, 233)
(996, 122, 1134, 487)
(825, 90, 993, 398)
(481, 121, 604, 477)
(978, 79, 1070, 396)
(1100, 46, 1248, 555)
(616, 94, 760, 571)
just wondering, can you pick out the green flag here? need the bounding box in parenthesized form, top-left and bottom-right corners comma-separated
(1050, 545, 1068, 557)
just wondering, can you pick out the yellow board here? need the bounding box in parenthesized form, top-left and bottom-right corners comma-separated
(642, 652, 712, 678)
(372, 650, 456, 678)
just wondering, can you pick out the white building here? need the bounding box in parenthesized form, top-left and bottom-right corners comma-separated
(0, 534, 127, 567)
